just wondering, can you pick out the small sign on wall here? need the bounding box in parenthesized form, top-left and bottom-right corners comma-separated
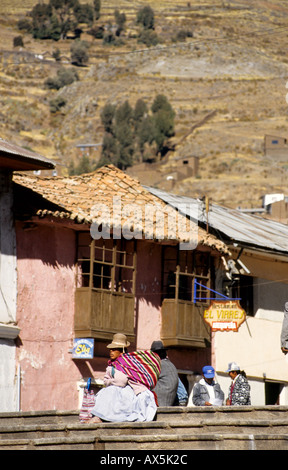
(204, 300, 246, 332)
(72, 338, 94, 359)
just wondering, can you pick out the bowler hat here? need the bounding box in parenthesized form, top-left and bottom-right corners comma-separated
(151, 340, 166, 352)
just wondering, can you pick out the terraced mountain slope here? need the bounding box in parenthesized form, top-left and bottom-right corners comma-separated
(1, 0, 288, 208)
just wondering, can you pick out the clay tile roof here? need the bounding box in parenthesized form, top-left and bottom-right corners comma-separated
(13, 164, 229, 254)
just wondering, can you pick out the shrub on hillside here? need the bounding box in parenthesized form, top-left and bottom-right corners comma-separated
(138, 30, 159, 47)
(13, 36, 24, 48)
(44, 67, 79, 90)
(49, 96, 66, 113)
(70, 40, 89, 66)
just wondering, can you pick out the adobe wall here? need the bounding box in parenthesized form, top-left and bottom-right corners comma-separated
(15, 222, 80, 411)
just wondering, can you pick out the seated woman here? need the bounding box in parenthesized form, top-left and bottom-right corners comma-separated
(89, 333, 161, 423)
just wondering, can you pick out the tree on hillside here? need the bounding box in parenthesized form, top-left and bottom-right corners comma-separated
(25, 0, 102, 40)
(96, 95, 175, 171)
(136, 5, 154, 30)
(114, 9, 126, 36)
(74, 2, 94, 25)
(151, 94, 175, 154)
(114, 101, 134, 168)
(136, 6, 159, 47)
(93, 0, 101, 20)
(100, 103, 116, 134)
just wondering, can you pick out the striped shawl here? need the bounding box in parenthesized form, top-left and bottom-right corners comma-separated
(109, 350, 161, 390)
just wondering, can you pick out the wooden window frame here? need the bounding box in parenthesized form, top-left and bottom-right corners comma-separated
(77, 237, 136, 295)
(161, 246, 211, 304)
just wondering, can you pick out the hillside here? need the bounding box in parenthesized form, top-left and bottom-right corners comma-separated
(1, 0, 288, 209)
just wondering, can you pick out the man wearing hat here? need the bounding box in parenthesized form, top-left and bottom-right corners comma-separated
(188, 365, 224, 406)
(150, 340, 179, 406)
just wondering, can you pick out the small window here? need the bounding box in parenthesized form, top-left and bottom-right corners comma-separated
(162, 246, 211, 303)
(76, 234, 136, 294)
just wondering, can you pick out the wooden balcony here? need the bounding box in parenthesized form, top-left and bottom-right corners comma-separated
(74, 288, 135, 342)
(161, 298, 211, 348)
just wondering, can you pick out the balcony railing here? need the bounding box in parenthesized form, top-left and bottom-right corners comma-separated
(74, 288, 135, 342)
(161, 270, 211, 348)
(161, 298, 211, 348)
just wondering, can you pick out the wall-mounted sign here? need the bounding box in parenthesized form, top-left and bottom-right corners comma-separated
(204, 300, 246, 332)
(72, 338, 94, 359)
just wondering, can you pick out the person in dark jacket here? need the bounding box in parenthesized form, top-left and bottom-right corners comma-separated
(151, 340, 179, 406)
(188, 365, 224, 406)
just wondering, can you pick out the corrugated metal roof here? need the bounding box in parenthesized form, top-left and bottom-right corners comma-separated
(145, 186, 288, 253)
(0, 138, 55, 170)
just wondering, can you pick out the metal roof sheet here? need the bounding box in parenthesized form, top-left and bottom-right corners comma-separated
(145, 186, 288, 253)
(0, 138, 55, 170)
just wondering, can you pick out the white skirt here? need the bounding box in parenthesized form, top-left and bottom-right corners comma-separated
(91, 384, 157, 422)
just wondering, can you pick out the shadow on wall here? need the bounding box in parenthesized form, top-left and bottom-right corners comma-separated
(13, 183, 75, 268)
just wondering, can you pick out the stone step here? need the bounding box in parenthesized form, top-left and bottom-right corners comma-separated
(1, 405, 288, 426)
(1, 417, 288, 441)
(1, 406, 288, 450)
(0, 431, 288, 450)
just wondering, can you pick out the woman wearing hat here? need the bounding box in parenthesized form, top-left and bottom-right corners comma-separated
(88, 333, 160, 423)
(226, 362, 251, 406)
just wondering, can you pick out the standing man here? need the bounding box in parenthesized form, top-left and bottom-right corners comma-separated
(280, 302, 288, 354)
(188, 365, 224, 406)
(151, 340, 179, 406)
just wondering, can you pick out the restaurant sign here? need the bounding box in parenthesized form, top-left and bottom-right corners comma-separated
(204, 300, 246, 332)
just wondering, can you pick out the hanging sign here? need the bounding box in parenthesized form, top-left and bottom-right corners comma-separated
(204, 300, 246, 332)
(72, 338, 94, 359)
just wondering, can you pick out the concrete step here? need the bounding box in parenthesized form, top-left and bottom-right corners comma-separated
(1, 406, 288, 450)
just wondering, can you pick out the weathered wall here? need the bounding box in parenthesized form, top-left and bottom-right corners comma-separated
(0, 172, 18, 412)
(135, 240, 162, 350)
(15, 221, 80, 411)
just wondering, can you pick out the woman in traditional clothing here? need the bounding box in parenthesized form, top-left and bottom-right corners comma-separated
(88, 333, 161, 423)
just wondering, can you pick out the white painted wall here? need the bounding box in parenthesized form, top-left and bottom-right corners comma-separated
(0, 172, 18, 411)
(0, 339, 18, 412)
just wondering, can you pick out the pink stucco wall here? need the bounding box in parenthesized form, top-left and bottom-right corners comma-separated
(15, 222, 211, 411)
(16, 221, 81, 411)
(135, 241, 162, 350)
